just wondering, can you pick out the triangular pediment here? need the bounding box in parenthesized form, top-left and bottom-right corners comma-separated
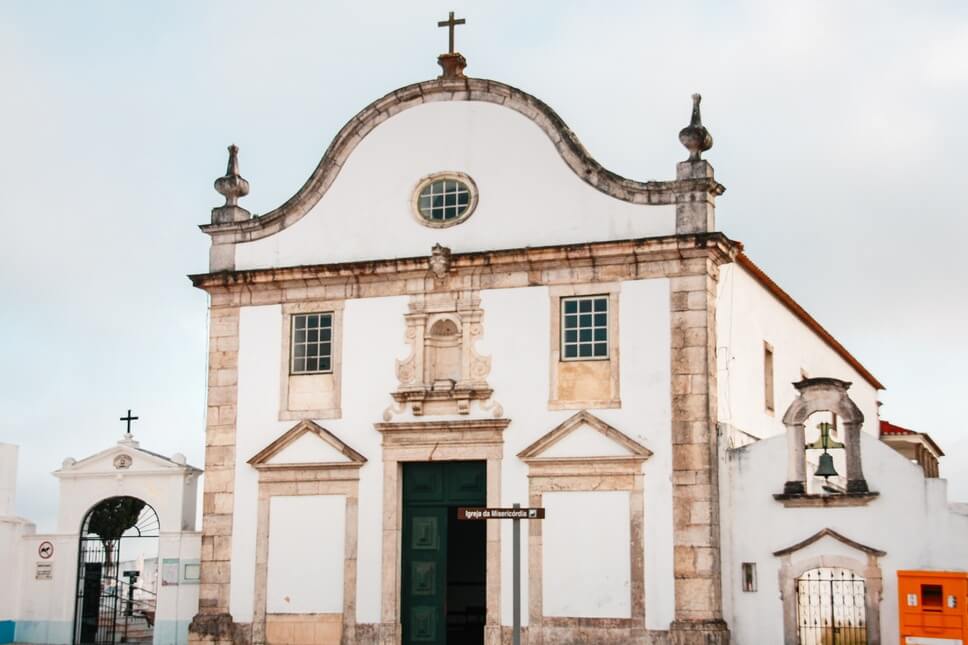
(55, 438, 199, 477)
(517, 411, 652, 462)
(248, 420, 366, 469)
(773, 528, 886, 558)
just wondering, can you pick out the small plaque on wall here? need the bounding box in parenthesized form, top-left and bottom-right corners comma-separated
(35, 563, 53, 580)
(183, 563, 201, 583)
(161, 559, 179, 586)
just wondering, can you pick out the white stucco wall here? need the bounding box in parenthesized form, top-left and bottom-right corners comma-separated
(0, 443, 31, 641)
(266, 496, 344, 614)
(230, 277, 675, 630)
(723, 432, 968, 645)
(717, 263, 881, 440)
(542, 491, 631, 618)
(233, 101, 675, 271)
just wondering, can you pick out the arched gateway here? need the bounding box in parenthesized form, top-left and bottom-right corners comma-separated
(74, 497, 160, 644)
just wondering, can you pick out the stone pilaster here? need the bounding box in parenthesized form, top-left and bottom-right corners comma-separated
(669, 264, 730, 645)
(675, 160, 719, 234)
(189, 305, 242, 645)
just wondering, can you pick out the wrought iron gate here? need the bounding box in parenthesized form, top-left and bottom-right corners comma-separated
(73, 497, 159, 645)
(796, 567, 867, 645)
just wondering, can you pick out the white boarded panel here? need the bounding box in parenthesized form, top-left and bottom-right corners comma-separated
(266, 432, 350, 465)
(267, 495, 344, 613)
(541, 423, 635, 458)
(542, 491, 631, 617)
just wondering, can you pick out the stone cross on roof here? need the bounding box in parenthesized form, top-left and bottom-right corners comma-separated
(437, 11, 465, 54)
(120, 409, 138, 438)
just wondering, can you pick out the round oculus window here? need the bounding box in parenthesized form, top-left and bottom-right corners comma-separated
(412, 173, 478, 227)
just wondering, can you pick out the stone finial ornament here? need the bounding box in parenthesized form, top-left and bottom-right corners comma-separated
(678, 93, 714, 162)
(211, 144, 252, 224)
(429, 243, 452, 279)
(215, 144, 250, 207)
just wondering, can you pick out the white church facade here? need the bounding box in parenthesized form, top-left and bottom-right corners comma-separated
(180, 27, 968, 645)
(4, 18, 968, 645)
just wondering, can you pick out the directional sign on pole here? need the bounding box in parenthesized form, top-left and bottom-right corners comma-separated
(456, 507, 545, 520)
(458, 504, 545, 645)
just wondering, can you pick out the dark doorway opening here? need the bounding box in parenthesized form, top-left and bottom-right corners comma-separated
(447, 511, 485, 644)
(402, 461, 486, 645)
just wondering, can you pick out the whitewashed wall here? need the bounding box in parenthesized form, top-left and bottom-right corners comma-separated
(233, 101, 675, 271)
(56, 466, 192, 536)
(716, 263, 881, 440)
(266, 496, 344, 614)
(230, 278, 675, 630)
(542, 491, 631, 618)
(14, 534, 78, 645)
(0, 443, 29, 644)
(723, 432, 968, 645)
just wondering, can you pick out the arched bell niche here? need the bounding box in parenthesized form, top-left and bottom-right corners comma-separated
(776, 378, 877, 503)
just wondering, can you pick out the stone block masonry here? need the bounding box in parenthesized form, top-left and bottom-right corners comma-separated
(668, 259, 730, 645)
(190, 305, 245, 645)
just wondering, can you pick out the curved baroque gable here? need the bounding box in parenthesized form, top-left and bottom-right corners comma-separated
(202, 77, 725, 245)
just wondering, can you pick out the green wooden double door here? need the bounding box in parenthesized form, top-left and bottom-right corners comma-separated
(402, 461, 486, 645)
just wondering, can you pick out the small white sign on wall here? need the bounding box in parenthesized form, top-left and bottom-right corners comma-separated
(161, 559, 179, 586)
(183, 563, 201, 582)
(35, 563, 53, 580)
(907, 593, 918, 606)
(905, 637, 963, 645)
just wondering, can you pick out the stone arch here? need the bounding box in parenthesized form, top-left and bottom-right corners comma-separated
(78, 494, 161, 537)
(75, 496, 161, 644)
(774, 529, 885, 645)
(779, 378, 870, 496)
(781, 377, 864, 427)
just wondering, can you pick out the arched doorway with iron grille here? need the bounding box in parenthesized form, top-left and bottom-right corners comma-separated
(795, 567, 868, 645)
(73, 496, 160, 645)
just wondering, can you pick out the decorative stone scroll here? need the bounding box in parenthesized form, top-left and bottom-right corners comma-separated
(389, 289, 497, 417)
(775, 378, 878, 506)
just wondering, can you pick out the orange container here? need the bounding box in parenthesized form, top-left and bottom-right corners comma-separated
(898, 570, 968, 643)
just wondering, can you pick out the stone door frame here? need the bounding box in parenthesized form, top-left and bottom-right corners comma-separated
(248, 421, 367, 645)
(375, 418, 509, 645)
(517, 411, 652, 643)
(773, 528, 885, 645)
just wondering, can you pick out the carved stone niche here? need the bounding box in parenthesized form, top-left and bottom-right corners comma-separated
(391, 290, 496, 417)
(774, 377, 878, 507)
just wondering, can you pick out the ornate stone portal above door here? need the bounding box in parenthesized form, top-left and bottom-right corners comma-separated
(388, 289, 500, 418)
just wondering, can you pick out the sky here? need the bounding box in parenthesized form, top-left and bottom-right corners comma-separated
(1, 1, 966, 531)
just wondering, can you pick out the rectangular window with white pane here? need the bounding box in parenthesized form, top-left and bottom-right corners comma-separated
(561, 295, 609, 360)
(291, 312, 334, 374)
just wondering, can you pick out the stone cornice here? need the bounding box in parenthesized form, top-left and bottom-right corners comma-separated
(189, 232, 739, 295)
(199, 77, 726, 243)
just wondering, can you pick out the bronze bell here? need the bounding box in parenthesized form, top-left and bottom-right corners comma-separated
(815, 451, 839, 479)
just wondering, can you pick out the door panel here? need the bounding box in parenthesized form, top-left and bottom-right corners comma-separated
(403, 505, 447, 645)
(402, 461, 486, 645)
